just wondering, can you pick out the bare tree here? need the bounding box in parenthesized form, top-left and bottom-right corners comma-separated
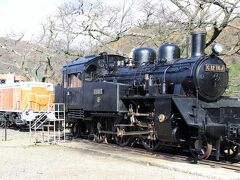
(1, 0, 240, 84)
(169, 0, 240, 46)
(48, 0, 239, 55)
(0, 32, 77, 83)
(45, 0, 158, 55)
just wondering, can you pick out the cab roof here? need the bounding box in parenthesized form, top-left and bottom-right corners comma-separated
(62, 53, 126, 74)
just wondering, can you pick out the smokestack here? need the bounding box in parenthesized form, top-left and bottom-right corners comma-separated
(191, 32, 206, 58)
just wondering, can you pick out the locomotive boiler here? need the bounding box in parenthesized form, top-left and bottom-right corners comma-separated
(55, 32, 240, 160)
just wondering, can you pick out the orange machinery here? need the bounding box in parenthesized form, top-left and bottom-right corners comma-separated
(0, 82, 54, 112)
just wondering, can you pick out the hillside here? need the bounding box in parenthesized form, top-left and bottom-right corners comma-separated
(0, 22, 239, 96)
(0, 37, 77, 83)
(226, 61, 240, 96)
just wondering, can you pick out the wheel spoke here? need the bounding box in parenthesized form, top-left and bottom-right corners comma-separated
(142, 138, 161, 151)
(115, 135, 131, 147)
(221, 143, 239, 159)
(200, 149, 203, 155)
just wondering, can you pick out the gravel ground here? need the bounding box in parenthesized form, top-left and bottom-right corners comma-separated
(0, 129, 239, 180)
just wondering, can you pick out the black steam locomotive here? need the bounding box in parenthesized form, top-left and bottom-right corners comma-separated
(55, 32, 240, 160)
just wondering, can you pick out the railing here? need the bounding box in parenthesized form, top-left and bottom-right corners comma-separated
(30, 112, 49, 130)
(29, 103, 65, 144)
(52, 103, 66, 142)
(21, 93, 54, 112)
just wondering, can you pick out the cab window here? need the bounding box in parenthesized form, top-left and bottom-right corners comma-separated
(84, 64, 97, 81)
(68, 73, 82, 88)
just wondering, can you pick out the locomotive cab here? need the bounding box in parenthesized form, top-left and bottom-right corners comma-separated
(55, 53, 128, 114)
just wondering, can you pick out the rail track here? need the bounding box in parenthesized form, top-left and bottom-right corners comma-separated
(2, 128, 240, 173)
(67, 137, 240, 173)
(201, 160, 240, 172)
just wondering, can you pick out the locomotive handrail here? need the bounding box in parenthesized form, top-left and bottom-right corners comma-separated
(21, 93, 38, 112)
(20, 93, 54, 112)
(106, 65, 191, 80)
(162, 65, 172, 94)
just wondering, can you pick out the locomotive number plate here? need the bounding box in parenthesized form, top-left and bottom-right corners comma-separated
(205, 64, 225, 72)
(94, 88, 104, 95)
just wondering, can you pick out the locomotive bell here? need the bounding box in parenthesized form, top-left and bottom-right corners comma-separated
(133, 48, 156, 66)
(158, 43, 180, 64)
(191, 31, 206, 58)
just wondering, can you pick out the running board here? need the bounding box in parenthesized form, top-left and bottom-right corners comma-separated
(99, 130, 152, 136)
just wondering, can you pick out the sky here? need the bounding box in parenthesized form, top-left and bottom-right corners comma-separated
(0, 0, 168, 41)
(0, 0, 66, 39)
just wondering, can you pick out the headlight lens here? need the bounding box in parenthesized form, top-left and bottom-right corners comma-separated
(212, 43, 223, 55)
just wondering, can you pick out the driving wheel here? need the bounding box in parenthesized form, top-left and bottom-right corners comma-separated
(189, 135, 212, 160)
(142, 138, 162, 151)
(115, 128, 132, 147)
(94, 122, 104, 143)
(220, 142, 239, 159)
(71, 123, 80, 138)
